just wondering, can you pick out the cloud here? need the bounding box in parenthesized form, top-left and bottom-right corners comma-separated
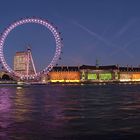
(113, 18, 137, 40)
(72, 20, 135, 59)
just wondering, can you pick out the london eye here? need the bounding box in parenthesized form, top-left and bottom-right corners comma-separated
(0, 17, 63, 80)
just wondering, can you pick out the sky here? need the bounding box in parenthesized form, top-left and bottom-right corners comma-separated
(0, 0, 140, 71)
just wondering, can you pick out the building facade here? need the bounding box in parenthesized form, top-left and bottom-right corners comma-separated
(14, 49, 36, 76)
(41, 66, 80, 83)
(79, 65, 119, 82)
(14, 52, 28, 75)
(11, 56, 140, 83)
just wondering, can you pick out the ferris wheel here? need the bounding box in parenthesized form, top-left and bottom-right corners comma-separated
(0, 17, 63, 79)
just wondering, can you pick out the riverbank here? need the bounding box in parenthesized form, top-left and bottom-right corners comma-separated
(1, 80, 140, 86)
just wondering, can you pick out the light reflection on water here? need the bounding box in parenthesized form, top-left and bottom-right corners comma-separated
(0, 88, 12, 140)
(0, 85, 140, 139)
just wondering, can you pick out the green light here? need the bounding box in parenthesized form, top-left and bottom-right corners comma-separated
(99, 73, 112, 80)
(88, 73, 97, 80)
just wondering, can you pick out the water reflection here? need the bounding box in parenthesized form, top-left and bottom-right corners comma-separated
(0, 88, 11, 113)
(1, 85, 140, 139)
(14, 87, 33, 122)
(0, 88, 12, 139)
(44, 87, 67, 129)
(12, 86, 69, 139)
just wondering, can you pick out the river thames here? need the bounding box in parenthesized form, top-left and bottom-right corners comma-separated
(0, 84, 140, 140)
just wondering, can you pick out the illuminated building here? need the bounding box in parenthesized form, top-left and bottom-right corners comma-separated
(13, 48, 36, 76)
(42, 66, 80, 83)
(119, 72, 132, 81)
(132, 73, 140, 81)
(41, 65, 120, 83)
(14, 51, 27, 75)
(10, 58, 140, 83)
(119, 67, 140, 82)
(80, 65, 119, 82)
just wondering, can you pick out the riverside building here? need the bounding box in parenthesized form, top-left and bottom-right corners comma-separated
(43, 66, 81, 83)
(11, 50, 140, 83)
(41, 65, 140, 83)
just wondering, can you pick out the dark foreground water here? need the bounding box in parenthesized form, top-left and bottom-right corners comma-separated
(0, 84, 140, 140)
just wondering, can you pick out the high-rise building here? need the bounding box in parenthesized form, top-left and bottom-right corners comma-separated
(13, 49, 36, 76)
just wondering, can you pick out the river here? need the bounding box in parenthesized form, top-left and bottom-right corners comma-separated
(0, 84, 140, 139)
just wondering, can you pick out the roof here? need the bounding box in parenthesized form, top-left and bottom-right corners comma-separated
(79, 65, 118, 70)
(50, 65, 140, 72)
(51, 66, 79, 71)
(15, 51, 28, 55)
(119, 67, 140, 72)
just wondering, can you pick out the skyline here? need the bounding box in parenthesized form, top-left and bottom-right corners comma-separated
(1, 0, 140, 72)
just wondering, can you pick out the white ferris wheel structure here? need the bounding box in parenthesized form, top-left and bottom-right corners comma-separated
(0, 17, 63, 80)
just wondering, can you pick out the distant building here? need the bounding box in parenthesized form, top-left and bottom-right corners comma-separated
(14, 51, 27, 75)
(12, 50, 140, 83)
(119, 67, 140, 81)
(41, 66, 80, 83)
(13, 49, 36, 76)
(0, 70, 13, 80)
(79, 65, 119, 82)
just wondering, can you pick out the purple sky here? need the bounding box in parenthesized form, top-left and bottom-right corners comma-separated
(0, 0, 140, 71)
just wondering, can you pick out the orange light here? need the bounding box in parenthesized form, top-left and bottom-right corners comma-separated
(132, 73, 140, 81)
(49, 71, 80, 82)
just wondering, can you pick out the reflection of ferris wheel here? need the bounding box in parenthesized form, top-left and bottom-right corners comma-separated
(0, 17, 63, 79)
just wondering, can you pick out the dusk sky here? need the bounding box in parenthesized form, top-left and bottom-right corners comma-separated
(0, 0, 140, 71)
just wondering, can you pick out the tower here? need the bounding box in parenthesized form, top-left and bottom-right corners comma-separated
(95, 58, 99, 68)
(14, 48, 36, 78)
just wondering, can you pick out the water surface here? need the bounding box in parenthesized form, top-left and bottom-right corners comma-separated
(0, 84, 140, 139)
